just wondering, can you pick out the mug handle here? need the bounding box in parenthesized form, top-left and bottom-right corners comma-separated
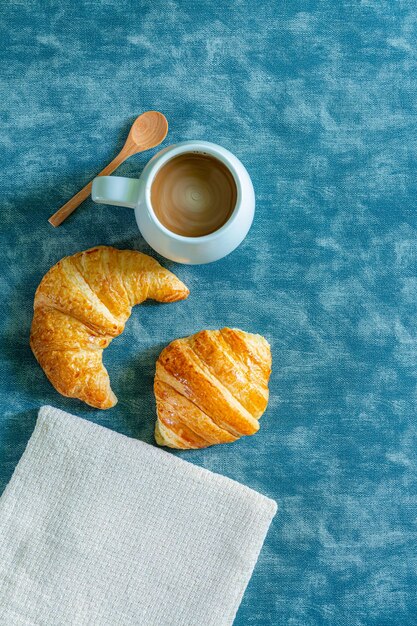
(91, 176, 143, 209)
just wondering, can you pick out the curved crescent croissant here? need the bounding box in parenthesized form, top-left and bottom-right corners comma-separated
(154, 328, 271, 449)
(30, 246, 189, 409)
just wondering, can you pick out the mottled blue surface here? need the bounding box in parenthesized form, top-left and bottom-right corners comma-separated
(1, 1, 416, 624)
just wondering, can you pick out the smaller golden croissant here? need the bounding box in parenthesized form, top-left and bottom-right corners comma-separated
(30, 246, 189, 409)
(154, 328, 271, 449)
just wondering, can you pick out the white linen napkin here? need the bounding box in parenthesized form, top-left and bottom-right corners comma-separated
(0, 406, 277, 626)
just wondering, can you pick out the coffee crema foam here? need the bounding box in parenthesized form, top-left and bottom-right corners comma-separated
(151, 153, 237, 237)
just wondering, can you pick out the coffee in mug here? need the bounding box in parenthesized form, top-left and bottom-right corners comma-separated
(92, 140, 255, 264)
(150, 153, 237, 237)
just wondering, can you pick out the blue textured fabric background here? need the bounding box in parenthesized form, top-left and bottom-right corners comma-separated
(1, 2, 416, 624)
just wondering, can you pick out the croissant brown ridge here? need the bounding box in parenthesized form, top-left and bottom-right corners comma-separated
(30, 246, 189, 409)
(154, 328, 272, 449)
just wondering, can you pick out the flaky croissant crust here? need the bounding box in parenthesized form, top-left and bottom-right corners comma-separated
(30, 246, 189, 409)
(154, 328, 271, 449)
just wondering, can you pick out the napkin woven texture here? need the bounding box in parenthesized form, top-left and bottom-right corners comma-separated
(0, 406, 277, 626)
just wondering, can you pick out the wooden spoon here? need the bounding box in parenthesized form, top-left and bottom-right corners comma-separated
(48, 111, 168, 227)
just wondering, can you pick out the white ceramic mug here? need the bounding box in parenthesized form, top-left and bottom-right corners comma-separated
(91, 140, 255, 264)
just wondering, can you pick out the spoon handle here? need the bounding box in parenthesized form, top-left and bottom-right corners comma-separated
(48, 146, 134, 227)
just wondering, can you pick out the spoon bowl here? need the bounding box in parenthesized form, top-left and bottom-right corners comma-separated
(128, 111, 168, 150)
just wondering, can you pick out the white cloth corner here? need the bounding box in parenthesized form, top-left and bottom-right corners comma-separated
(0, 406, 277, 626)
